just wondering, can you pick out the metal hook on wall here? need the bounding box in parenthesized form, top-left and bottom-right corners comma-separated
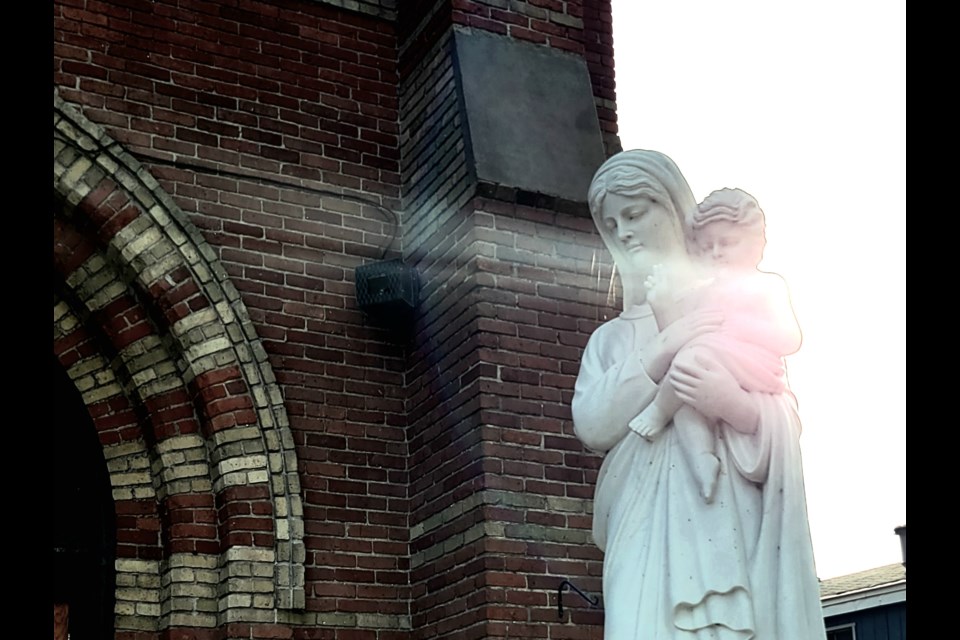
(557, 579, 601, 620)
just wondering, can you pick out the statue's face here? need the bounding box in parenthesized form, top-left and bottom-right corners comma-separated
(599, 192, 683, 271)
(694, 219, 762, 271)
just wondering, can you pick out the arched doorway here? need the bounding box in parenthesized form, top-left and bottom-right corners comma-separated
(53, 356, 116, 639)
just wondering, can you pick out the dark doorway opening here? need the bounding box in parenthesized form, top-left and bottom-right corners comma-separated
(53, 357, 116, 639)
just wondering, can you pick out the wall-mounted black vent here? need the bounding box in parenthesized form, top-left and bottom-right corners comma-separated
(355, 259, 420, 320)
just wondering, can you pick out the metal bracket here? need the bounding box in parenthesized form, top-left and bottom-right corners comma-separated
(558, 579, 601, 619)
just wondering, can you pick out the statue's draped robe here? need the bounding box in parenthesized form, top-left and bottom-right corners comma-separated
(573, 304, 825, 640)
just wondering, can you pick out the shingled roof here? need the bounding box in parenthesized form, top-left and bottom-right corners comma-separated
(820, 562, 905, 602)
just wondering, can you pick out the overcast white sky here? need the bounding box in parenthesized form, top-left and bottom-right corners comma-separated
(609, 0, 906, 580)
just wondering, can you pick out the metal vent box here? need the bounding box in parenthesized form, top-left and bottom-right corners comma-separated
(355, 259, 419, 316)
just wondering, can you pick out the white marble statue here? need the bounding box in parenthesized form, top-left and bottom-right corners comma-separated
(572, 150, 826, 639)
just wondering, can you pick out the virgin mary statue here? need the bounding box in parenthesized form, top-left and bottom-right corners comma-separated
(572, 149, 826, 639)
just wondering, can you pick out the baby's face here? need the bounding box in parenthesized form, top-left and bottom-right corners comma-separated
(694, 220, 761, 269)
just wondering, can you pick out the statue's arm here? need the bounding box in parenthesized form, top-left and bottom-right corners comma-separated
(573, 310, 727, 451)
(639, 307, 725, 381)
(668, 350, 761, 434)
(572, 323, 659, 452)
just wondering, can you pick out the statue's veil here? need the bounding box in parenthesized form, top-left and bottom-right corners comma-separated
(587, 149, 698, 311)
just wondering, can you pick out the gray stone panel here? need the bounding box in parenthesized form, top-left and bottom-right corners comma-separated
(454, 28, 606, 203)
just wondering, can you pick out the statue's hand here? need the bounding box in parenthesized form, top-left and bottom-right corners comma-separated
(668, 350, 759, 433)
(644, 263, 669, 310)
(641, 310, 723, 381)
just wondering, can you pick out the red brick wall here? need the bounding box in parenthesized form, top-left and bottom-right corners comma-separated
(54, 0, 621, 637)
(401, 192, 618, 638)
(54, 0, 401, 195)
(55, 0, 409, 634)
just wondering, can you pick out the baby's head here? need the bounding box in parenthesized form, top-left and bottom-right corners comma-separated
(692, 188, 766, 270)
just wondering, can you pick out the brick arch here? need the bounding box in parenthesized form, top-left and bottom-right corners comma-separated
(53, 91, 306, 632)
(54, 291, 168, 635)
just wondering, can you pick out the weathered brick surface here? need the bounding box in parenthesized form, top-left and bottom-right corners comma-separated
(399, 29, 473, 250)
(401, 192, 616, 638)
(55, 92, 309, 632)
(55, 0, 620, 638)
